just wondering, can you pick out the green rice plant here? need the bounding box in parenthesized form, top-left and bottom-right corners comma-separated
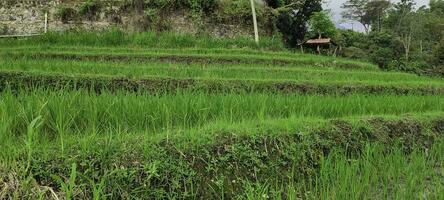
(9, 62, 440, 85)
(1, 57, 437, 85)
(1, 71, 443, 96)
(1, 89, 444, 136)
(51, 163, 78, 200)
(25, 116, 43, 174)
(0, 47, 376, 70)
(282, 141, 444, 199)
(86, 175, 107, 200)
(1, 30, 443, 199)
(1, 109, 444, 199)
(2, 116, 443, 199)
(0, 30, 285, 50)
(244, 181, 271, 200)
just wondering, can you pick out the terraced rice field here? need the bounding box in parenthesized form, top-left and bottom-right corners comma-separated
(0, 33, 443, 199)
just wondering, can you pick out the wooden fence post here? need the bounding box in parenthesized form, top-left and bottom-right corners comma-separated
(250, 0, 259, 45)
(44, 12, 48, 33)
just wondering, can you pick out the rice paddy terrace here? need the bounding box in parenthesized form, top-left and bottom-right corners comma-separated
(0, 33, 443, 199)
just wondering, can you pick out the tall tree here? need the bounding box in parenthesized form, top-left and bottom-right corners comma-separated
(342, 0, 371, 33)
(414, 6, 434, 54)
(276, 0, 322, 47)
(309, 11, 337, 39)
(365, 0, 391, 32)
(429, 0, 444, 41)
(430, 0, 444, 16)
(342, 0, 391, 33)
(384, 0, 416, 61)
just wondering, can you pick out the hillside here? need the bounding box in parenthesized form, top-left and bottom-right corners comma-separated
(0, 32, 444, 199)
(1, 0, 276, 37)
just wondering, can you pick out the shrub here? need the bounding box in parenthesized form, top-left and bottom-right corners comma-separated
(55, 6, 77, 23)
(342, 47, 367, 59)
(369, 47, 396, 70)
(78, 0, 101, 20)
(337, 29, 366, 48)
(276, 0, 323, 47)
(264, 0, 285, 8)
(367, 32, 403, 69)
(143, 8, 161, 31)
(0, 25, 8, 35)
(213, 0, 251, 24)
(141, 0, 216, 13)
(434, 39, 444, 66)
(188, 0, 217, 13)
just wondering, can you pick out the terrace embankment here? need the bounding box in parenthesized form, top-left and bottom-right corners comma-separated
(1, 71, 444, 95)
(1, 46, 443, 95)
(1, 49, 376, 70)
(1, 113, 443, 199)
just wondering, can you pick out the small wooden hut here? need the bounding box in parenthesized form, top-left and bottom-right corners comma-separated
(299, 38, 339, 56)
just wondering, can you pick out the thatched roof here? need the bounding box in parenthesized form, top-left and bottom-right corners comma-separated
(299, 38, 338, 46)
(306, 38, 332, 44)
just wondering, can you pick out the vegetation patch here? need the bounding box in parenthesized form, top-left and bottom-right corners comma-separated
(55, 5, 78, 24)
(3, 51, 373, 70)
(0, 30, 285, 50)
(1, 26, 443, 199)
(78, 0, 102, 21)
(1, 71, 443, 95)
(1, 114, 443, 199)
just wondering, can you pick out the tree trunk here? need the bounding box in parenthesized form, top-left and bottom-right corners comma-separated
(377, 12, 381, 32)
(420, 40, 423, 54)
(360, 19, 370, 34)
(402, 33, 412, 61)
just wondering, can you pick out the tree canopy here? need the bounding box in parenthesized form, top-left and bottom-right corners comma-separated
(309, 11, 337, 39)
(342, 0, 391, 33)
(276, 0, 323, 47)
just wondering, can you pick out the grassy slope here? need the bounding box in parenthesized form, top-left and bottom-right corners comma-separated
(1, 56, 440, 84)
(1, 90, 443, 134)
(1, 110, 443, 199)
(1, 46, 444, 95)
(1, 33, 444, 199)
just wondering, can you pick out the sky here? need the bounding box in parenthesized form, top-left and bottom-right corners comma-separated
(323, 0, 430, 31)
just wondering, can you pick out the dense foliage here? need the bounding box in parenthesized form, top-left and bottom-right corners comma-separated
(339, 0, 444, 75)
(309, 11, 337, 39)
(276, 0, 323, 47)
